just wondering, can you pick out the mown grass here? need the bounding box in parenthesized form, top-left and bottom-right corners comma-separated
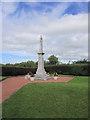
(0, 76, 7, 81)
(2, 76, 88, 118)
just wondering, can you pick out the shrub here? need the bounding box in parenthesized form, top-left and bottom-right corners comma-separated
(45, 64, 89, 76)
(1, 67, 37, 76)
(0, 64, 89, 76)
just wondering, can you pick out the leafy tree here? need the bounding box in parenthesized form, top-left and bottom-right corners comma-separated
(15, 61, 36, 68)
(73, 59, 89, 64)
(27, 61, 36, 67)
(48, 55, 59, 65)
(5, 63, 13, 67)
(44, 60, 49, 66)
(2, 55, 60, 67)
(35, 61, 38, 67)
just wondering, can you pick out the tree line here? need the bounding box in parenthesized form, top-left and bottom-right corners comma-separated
(2, 55, 59, 68)
(1, 55, 89, 68)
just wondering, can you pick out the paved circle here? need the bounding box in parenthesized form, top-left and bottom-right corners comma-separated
(0, 76, 73, 103)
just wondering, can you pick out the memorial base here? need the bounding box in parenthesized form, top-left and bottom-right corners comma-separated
(35, 69, 50, 80)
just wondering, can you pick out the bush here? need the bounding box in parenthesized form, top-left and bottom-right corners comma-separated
(1, 67, 37, 76)
(0, 64, 89, 76)
(45, 64, 89, 76)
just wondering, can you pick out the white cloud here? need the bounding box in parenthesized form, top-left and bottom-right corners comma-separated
(2, 2, 18, 17)
(2, 2, 88, 63)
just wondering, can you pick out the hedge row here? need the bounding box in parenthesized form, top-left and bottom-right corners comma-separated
(45, 64, 89, 76)
(0, 64, 89, 76)
(1, 67, 37, 76)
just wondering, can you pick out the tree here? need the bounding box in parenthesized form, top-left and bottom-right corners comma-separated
(26, 61, 36, 67)
(44, 60, 49, 66)
(5, 63, 13, 67)
(73, 59, 88, 64)
(35, 61, 38, 67)
(13, 61, 37, 68)
(48, 55, 59, 65)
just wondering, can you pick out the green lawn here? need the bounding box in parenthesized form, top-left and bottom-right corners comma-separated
(2, 76, 88, 118)
(0, 76, 7, 81)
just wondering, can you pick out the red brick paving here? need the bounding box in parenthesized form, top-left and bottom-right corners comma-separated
(0, 76, 73, 103)
(0, 76, 30, 103)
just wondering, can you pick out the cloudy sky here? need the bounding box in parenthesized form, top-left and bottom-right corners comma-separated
(1, 1, 88, 64)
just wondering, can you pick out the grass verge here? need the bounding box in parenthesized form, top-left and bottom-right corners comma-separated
(2, 76, 88, 118)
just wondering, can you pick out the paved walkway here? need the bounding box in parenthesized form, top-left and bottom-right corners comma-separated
(0, 76, 30, 103)
(0, 76, 73, 103)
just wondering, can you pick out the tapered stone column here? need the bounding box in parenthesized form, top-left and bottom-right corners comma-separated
(35, 36, 50, 80)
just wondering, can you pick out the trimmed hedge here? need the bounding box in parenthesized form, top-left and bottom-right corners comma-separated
(45, 64, 89, 76)
(1, 67, 37, 76)
(0, 64, 89, 76)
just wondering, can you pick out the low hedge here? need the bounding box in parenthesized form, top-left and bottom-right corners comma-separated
(0, 64, 89, 76)
(45, 64, 89, 76)
(1, 67, 37, 76)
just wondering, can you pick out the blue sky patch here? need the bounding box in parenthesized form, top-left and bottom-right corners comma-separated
(8, 2, 88, 18)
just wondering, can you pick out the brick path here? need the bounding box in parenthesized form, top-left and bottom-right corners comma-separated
(0, 76, 73, 103)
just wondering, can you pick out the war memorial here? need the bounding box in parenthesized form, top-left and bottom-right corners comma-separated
(35, 36, 50, 80)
